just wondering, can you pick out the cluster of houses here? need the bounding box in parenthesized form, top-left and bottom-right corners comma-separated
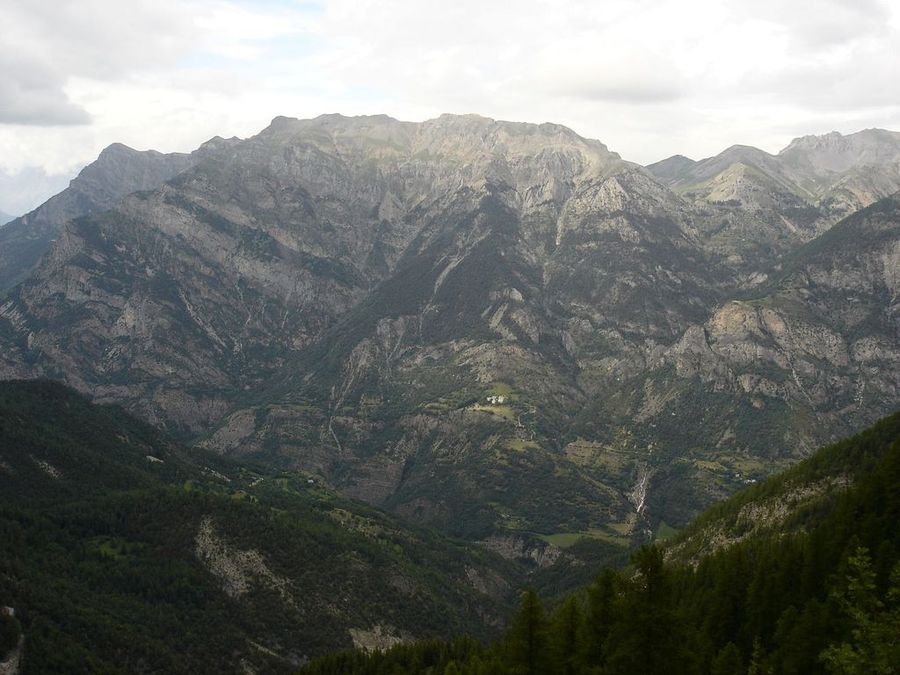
(486, 395, 507, 404)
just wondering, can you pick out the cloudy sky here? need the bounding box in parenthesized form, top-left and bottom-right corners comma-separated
(1, 0, 899, 215)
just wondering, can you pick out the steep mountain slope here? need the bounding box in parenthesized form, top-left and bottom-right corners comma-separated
(0, 114, 634, 432)
(0, 142, 206, 292)
(647, 129, 900, 269)
(0, 114, 897, 549)
(669, 407, 900, 564)
(779, 128, 900, 215)
(581, 195, 900, 530)
(0, 380, 521, 674)
(196, 162, 723, 540)
(0, 114, 716, 540)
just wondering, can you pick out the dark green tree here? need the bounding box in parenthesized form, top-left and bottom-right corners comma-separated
(550, 594, 582, 675)
(0, 612, 20, 658)
(581, 567, 618, 669)
(820, 549, 900, 675)
(710, 642, 744, 675)
(604, 545, 697, 675)
(747, 638, 771, 675)
(507, 588, 549, 675)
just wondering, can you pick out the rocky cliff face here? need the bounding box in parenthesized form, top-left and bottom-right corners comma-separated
(0, 114, 897, 545)
(647, 129, 900, 273)
(0, 142, 204, 292)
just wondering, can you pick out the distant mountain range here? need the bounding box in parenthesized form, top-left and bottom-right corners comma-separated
(0, 114, 897, 551)
(647, 128, 900, 270)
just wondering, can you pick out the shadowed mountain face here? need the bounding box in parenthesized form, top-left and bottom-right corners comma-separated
(0, 141, 217, 292)
(0, 114, 897, 544)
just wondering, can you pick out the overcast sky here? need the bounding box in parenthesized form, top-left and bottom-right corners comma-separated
(1, 0, 899, 215)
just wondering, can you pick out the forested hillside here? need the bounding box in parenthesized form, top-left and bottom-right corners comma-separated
(299, 409, 900, 674)
(0, 381, 521, 674)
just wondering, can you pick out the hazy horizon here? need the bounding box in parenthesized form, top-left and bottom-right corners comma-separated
(2, 0, 899, 214)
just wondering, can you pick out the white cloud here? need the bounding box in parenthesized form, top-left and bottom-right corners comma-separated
(0, 0, 200, 125)
(0, 0, 898, 207)
(0, 167, 72, 217)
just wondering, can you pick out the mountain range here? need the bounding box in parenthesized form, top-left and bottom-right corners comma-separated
(0, 113, 897, 551)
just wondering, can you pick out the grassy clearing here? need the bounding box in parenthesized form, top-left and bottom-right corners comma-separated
(538, 533, 585, 548)
(328, 508, 383, 537)
(504, 438, 540, 452)
(694, 459, 727, 472)
(655, 521, 679, 541)
(538, 528, 631, 549)
(608, 521, 633, 536)
(486, 382, 520, 401)
(89, 536, 145, 560)
(469, 404, 517, 421)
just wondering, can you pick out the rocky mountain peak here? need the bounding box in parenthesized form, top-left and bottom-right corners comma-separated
(96, 141, 141, 158)
(0, 141, 200, 291)
(252, 113, 628, 184)
(644, 154, 697, 182)
(779, 128, 900, 173)
(417, 113, 621, 164)
(197, 135, 242, 155)
(74, 143, 193, 196)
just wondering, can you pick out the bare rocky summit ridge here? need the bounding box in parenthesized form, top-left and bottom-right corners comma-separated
(0, 142, 201, 291)
(647, 128, 900, 270)
(0, 114, 897, 543)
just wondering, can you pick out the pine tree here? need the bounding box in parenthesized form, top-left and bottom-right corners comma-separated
(604, 545, 697, 675)
(820, 549, 900, 675)
(748, 638, 771, 675)
(550, 595, 582, 675)
(710, 642, 744, 675)
(582, 567, 618, 669)
(507, 588, 549, 675)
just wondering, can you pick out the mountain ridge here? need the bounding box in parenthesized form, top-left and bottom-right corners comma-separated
(0, 143, 200, 292)
(0, 114, 897, 548)
(646, 128, 900, 268)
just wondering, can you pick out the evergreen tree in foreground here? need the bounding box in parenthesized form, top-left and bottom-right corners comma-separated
(820, 548, 900, 675)
(506, 588, 549, 675)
